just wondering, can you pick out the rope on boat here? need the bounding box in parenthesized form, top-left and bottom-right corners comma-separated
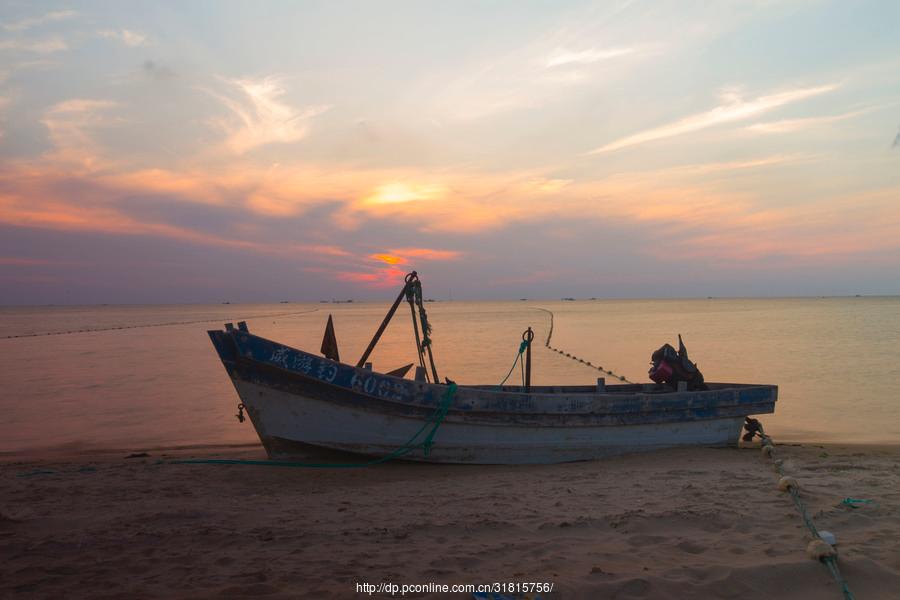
(532, 307, 635, 384)
(745, 419, 855, 600)
(168, 383, 458, 469)
(496, 340, 529, 387)
(0, 309, 319, 340)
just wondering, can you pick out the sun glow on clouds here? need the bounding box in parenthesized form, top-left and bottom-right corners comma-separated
(362, 182, 446, 205)
(370, 253, 405, 265)
(3, 0, 899, 301)
(339, 247, 461, 287)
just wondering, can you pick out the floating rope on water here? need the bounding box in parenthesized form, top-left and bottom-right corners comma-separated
(745, 419, 856, 600)
(0, 309, 319, 340)
(532, 307, 635, 384)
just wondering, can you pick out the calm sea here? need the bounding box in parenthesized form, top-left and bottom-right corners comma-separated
(2, 297, 898, 457)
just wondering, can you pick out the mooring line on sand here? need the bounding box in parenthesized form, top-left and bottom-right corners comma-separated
(747, 420, 856, 600)
(0, 308, 319, 340)
(532, 306, 634, 384)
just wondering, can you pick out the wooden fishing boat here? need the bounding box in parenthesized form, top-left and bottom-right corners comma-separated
(208, 273, 777, 465)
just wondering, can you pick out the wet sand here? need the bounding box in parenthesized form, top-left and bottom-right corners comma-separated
(2, 442, 899, 599)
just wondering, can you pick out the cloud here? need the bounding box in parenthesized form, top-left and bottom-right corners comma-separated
(99, 29, 148, 47)
(0, 256, 59, 265)
(0, 95, 7, 139)
(338, 247, 461, 287)
(0, 37, 68, 54)
(0, 164, 359, 262)
(207, 76, 329, 154)
(590, 83, 839, 154)
(670, 187, 900, 263)
(615, 155, 811, 179)
(335, 266, 407, 287)
(362, 182, 446, 205)
(3, 151, 899, 297)
(746, 109, 868, 134)
(893, 127, 900, 149)
(370, 253, 406, 265)
(542, 46, 636, 68)
(2, 10, 76, 32)
(40, 99, 119, 167)
(387, 248, 462, 261)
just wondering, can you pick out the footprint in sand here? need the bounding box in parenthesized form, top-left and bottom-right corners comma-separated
(616, 578, 651, 597)
(676, 540, 707, 554)
(627, 535, 667, 547)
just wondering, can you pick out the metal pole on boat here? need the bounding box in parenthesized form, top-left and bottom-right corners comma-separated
(424, 341, 440, 385)
(356, 272, 416, 368)
(524, 327, 534, 393)
(407, 292, 430, 382)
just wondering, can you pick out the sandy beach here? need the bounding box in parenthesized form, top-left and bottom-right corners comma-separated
(3, 441, 899, 599)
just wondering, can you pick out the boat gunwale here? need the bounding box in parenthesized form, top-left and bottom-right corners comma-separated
(212, 329, 777, 427)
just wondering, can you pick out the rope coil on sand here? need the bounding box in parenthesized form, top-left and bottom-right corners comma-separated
(744, 419, 855, 600)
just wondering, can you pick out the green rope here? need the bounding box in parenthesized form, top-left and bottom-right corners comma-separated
(763, 432, 856, 600)
(170, 383, 457, 468)
(823, 556, 856, 600)
(841, 497, 874, 506)
(497, 340, 528, 388)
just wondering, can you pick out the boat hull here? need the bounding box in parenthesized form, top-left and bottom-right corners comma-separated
(234, 379, 746, 464)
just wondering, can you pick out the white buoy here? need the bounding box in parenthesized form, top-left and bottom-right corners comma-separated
(806, 539, 836, 560)
(778, 476, 799, 492)
(819, 530, 837, 545)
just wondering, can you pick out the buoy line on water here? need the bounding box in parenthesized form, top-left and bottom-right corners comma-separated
(531, 307, 635, 384)
(0, 308, 319, 340)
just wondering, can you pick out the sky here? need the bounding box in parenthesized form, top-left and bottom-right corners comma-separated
(1, 0, 899, 304)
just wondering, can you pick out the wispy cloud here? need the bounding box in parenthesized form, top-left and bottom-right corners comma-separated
(387, 248, 462, 261)
(590, 83, 839, 154)
(98, 29, 147, 47)
(0, 37, 68, 54)
(2, 10, 76, 32)
(207, 76, 329, 154)
(40, 99, 119, 168)
(614, 155, 813, 179)
(0, 257, 61, 266)
(746, 109, 868, 134)
(542, 46, 636, 68)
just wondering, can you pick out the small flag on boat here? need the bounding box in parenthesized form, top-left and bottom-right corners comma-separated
(321, 314, 340, 362)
